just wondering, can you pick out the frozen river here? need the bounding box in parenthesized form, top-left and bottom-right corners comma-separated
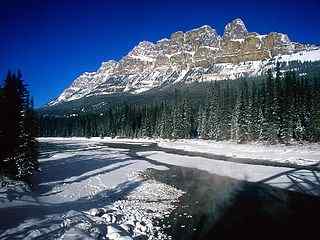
(1, 138, 320, 239)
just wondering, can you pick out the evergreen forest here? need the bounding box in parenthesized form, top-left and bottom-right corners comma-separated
(39, 65, 320, 144)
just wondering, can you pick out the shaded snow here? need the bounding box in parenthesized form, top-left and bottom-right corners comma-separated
(136, 150, 316, 192)
(1, 137, 320, 239)
(0, 139, 181, 239)
(64, 137, 320, 167)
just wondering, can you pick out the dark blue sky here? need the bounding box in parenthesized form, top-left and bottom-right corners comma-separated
(1, 0, 320, 107)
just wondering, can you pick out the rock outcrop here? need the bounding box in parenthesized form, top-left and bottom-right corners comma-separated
(49, 18, 319, 106)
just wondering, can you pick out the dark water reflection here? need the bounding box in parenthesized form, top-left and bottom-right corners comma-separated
(144, 167, 320, 239)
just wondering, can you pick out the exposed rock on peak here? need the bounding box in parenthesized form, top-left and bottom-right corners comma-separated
(170, 31, 184, 41)
(129, 41, 155, 54)
(126, 41, 157, 63)
(48, 18, 320, 107)
(223, 18, 248, 40)
(97, 60, 119, 74)
(185, 25, 220, 49)
(100, 60, 118, 69)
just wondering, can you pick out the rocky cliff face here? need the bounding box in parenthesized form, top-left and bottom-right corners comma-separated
(49, 18, 320, 106)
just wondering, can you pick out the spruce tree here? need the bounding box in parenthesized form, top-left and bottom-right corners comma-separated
(1, 71, 39, 180)
(0, 87, 5, 173)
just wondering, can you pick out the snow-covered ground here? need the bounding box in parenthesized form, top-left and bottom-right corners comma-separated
(47, 137, 320, 166)
(0, 139, 183, 239)
(1, 137, 320, 239)
(157, 139, 320, 166)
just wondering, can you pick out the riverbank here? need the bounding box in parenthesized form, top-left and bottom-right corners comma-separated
(1, 138, 320, 239)
(39, 137, 320, 167)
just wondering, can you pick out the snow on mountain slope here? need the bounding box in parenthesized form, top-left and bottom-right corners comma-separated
(49, 18, 320, 106)
(54, 60, 119, 103)
(276, 48, 320, 62)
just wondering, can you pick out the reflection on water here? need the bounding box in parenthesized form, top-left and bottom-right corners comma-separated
(144, 166, 320, 239)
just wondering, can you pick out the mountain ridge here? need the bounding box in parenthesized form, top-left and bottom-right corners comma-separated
(48, 18, 320, 106)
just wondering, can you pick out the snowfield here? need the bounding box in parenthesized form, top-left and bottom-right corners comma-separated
(156, 139, 320, 166)
(1, 137, 320, 239)
(52, 137, 320, 166)
(0, 139, 182, 239)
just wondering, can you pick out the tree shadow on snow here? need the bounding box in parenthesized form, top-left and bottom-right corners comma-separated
(102, 141, 320, 170)
(0, 140, 172, 235)
(0, 179, 142, 235)
(145, 167, 320, 240)
(33, 154, 135, 193)
(3, 140, 320, 238)
(258, 161, 320, 196)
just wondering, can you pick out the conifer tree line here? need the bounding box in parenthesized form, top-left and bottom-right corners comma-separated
(40, 67, 320, 144)
(0, 71, 39, 180)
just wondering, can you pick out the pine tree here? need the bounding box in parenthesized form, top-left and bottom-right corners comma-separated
(2, 71, 25, 176)
(231, 93, 248, 143)
(197, 106, 208, 139)
(158, 105, 173, 139)
(1, 71, 39, 180)
(24, 97, 39, 172)
(182, 98, 192, 138)
(0, 87, 5, 173)
(257, 107, 268, 142)
(207, 83, 223, 141)
(295, 118, 306, 142)
(230, 103, 240, 142)
(172, 103, 185, 139)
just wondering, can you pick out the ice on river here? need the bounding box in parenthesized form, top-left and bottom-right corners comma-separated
(1, 137, 320, 239)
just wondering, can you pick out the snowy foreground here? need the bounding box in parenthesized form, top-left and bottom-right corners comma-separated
(1, 137, 320, 239)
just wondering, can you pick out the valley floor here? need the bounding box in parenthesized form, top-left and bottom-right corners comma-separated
(1, 137, 320, 239)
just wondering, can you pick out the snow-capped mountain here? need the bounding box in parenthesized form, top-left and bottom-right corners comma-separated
(49, 18, 320, 106)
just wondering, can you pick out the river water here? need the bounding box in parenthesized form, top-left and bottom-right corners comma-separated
(144, 166, 320, 239)
(38, 140, 320, 239)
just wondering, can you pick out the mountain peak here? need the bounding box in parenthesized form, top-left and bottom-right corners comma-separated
(223, 18, 248, 40)
(47, 19, 320, 107)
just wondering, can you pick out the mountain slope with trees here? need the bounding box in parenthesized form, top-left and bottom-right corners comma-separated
(39, 64, 320, 144)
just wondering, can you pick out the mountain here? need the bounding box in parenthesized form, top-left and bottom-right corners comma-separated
(48, 18, 320, 107)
